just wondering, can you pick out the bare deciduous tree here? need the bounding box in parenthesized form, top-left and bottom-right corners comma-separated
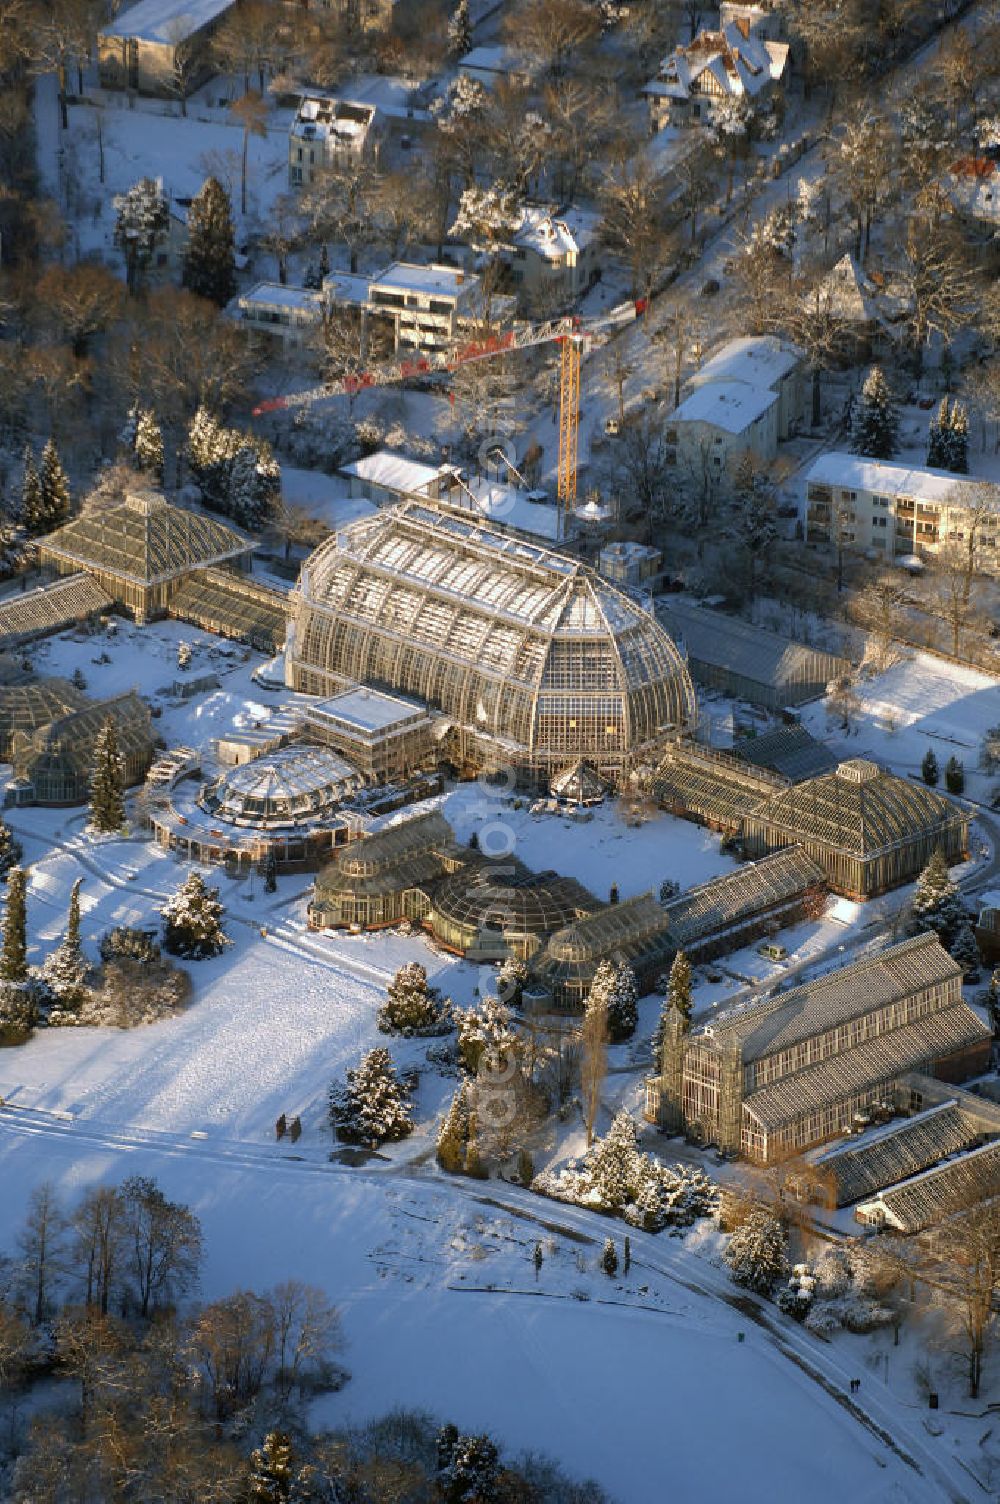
(18, 1180, 63, 1326)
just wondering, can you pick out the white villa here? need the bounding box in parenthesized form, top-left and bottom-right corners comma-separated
(804, 452, 1000, 561)
(642, 20, 789, 132)
(505, 205, 602, 305)
(289, 95, 380, 189)
(666, 335, 805, 478)
(366, 262, 514, 352)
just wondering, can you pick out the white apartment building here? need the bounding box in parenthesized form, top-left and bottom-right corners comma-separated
(289, 95, 379, 188)
(687, 336, 806, 442)
(804, 452, 1000, 561)
(366, 263, 514, 352)
(236, 284, 325, 349)
(667, 383, 780, 481)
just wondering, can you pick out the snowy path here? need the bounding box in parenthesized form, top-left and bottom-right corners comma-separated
(0, 1098, 977, 1502)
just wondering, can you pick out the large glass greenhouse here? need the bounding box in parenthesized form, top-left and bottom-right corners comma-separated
(285, 500, 697, 785)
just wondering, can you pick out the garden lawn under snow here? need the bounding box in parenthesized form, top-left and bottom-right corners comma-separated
(0, 1128, 943, 1504)
(801, 650, 1000, 801)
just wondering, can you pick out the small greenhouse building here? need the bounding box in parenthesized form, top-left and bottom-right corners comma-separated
(309, 810, 469, 930)
(10, 692, 154, 805)
(37, 492, 255, 623)
(739, 759, 969, 899)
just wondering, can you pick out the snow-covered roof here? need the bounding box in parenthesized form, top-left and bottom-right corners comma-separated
(804, 452, 1000, 506)
(946, 156, 1000, 224)
(101, 0, 236, 45)
(458, 45, 532, 80)
(369, 262, 478, 302)
(815, 254, 880, 325)
(670, 380, 778, 433)
(644, 24, 788, 104)
(690, 335, 802, 394)
(291, 94, 377, 145)
(336, 73, 431, 121)
(239, 283, 325, 313)
(307, 687, 427, 735)
(512, 205, 601, 261)
(321, 271, 373, 307)
(340, 450, 452, 495)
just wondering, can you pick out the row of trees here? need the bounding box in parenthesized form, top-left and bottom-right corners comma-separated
(0, 861, 227, 1044)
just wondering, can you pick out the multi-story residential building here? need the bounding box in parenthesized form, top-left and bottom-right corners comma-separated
(237, 284, 326, 349)
(289, 95, 379, 189)
(366, 263, 511, 352)
(98, 0, 240, 97)
(642, 21, 789, 133)
(665, 336, 805, 481)
(688, 336, 806, 441)
(647, 933, 992, 1163)
(804, 452, 1000, 561)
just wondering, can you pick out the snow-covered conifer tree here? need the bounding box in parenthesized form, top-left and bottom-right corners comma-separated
(38, 439, 71, 530)
(921, 747, 939, 786)
(850, 366, 899, 459)
(89, 717, 126, 834)
(182, 176, 237, 307)
(161, 872, 228, 959)
(601, 1236, 618, 1277)
(134, 407, 165, 482)
(496, 954, 528, 1008)
(248, 1430, 295, 1504)
(457, 996, 516, 1075)
(927, 397, 950, 469)
(945, 755, 965, 794)
(588, 1109, 640, 1211)
(587, 958, 638, 1043)
(20, 447, 43, 534)
(435, 1425, 500, 1503)
(724, 1205, 788, 1295)
(910, 849, 968, 951)
(667, 949, 693, 1026)
(329, 1046, 413, 1147)
(436, 1083, 470, 1173)
(226, 443, 280, 531)
(0, 866, 28, 984)
(447, 0, 472, 57)
(113, 176, 170, 294)
(0, 815, 23, 882)
(40, 877, 89, 1010)
(379, 960, 452, 1036)
(658, 877, 680, 905)
(950, 922, 981, 979)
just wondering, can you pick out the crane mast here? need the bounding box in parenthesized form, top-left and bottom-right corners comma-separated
(253, 298, 646, 520)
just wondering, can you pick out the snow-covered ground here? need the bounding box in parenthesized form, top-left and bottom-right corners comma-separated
(0, 1125, 949, 1504)
(280, 466, 378, 532)
(801, 650, 1000, 801)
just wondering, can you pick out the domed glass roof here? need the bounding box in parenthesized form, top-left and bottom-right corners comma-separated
(287, 499, 696, 782)
(202, 746, 366, 829)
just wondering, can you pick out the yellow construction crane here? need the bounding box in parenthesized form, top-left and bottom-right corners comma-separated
(255, 300, 645, 529)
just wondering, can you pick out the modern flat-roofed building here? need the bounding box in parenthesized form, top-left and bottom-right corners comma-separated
(647, 933, 993, 1162)
(302, 687, 433, 779)
(365, 262, 507, 352)
(98, 0, 239, 97)
(237, 284, 326, 349)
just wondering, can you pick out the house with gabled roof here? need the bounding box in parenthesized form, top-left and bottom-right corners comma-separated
(642, 21, 789, 133)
